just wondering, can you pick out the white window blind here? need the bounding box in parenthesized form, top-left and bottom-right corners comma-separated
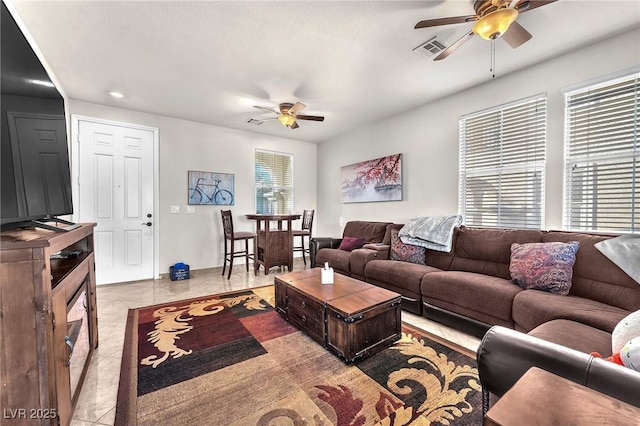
(564, 72, 639, 233)
(459, 95, 547, 229)
(255, 149, 293, 214)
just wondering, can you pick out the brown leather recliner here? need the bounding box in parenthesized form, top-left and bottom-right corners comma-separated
(476, 326, 640, 416)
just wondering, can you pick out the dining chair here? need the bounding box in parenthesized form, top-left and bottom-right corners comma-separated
(292, 209, 314, 265)
(221, 210, 256, 279)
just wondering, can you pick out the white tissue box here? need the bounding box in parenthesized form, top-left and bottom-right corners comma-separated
(321, 267, 334, 285)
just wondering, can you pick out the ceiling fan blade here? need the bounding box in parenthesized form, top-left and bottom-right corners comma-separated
(433, 31, 475, 61)
(253, 105, 278, 114)
(514, 0, 557, 13)
(414, 15, 476, 29)
(296, 115, 324, 122)
(290, 121, 299, 129)
(502, 21, 532, 48)
(288, 102, 307, 115)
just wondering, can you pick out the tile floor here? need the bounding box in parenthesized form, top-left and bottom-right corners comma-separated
(70, 259, 481, 425)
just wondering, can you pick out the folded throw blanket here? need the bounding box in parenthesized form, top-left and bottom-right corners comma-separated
(595, 235, 640, 285)
(399, 215, 462, 253)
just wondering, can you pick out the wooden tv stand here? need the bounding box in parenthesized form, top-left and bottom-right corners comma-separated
(0, 223, 98, 425)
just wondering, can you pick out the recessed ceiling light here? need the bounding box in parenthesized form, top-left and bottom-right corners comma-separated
(108, 91, 125, 98)
(28, 79, 55, 88)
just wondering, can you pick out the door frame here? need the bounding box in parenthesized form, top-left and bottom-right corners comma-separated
(70, 114, 160, 280)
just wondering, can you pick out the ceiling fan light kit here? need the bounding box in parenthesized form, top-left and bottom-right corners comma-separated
(278, 114, 296, 127)
(472, 8, 518, 40)
(251, 102, 324, 130)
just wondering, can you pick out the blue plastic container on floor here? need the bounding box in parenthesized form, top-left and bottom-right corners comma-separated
(170, 262, 190, 281)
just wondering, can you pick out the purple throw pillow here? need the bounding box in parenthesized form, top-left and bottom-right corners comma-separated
(390, 229, 426, 265)
(338, 236, 367, 252)
(509, 241, 580, 295)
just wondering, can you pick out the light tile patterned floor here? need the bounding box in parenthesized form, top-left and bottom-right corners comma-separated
(71, 259, 481, 425)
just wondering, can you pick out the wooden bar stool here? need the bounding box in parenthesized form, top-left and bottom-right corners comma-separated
(292, 209, 314, 265)
(221, 210, 255, 279)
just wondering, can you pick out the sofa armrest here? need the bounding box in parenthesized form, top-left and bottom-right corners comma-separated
(350, 248, 387, 277)
(362, 243, 391, 260)
(477, 326, 640, 414)
(310, 237, 343, 268)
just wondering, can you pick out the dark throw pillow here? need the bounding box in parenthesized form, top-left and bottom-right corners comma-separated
(390, 229, 426, 265)
(509, 241, 580, 295)
(338, 236, 367, 252)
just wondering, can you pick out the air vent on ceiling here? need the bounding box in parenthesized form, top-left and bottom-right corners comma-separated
(246, 118, 264, 125)
(413, 36, 448, 57)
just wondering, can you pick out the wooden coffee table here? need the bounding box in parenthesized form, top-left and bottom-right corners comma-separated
(274, 268, 401, 363)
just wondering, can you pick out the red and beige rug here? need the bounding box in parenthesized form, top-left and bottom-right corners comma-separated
(115, 286, 481, 425)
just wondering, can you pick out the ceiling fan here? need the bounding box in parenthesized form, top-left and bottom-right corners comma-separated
(252, 102, 325, 129)
(414, 0, 557, 61)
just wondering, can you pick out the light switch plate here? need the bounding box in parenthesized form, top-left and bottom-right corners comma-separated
(170, 205, 180, 214)
(187, 206, 195, 214)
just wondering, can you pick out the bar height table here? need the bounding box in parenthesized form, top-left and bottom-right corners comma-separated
(246, 214, 301, 275)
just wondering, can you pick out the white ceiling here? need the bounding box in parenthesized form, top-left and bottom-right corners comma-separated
(8, 0, 640, 143)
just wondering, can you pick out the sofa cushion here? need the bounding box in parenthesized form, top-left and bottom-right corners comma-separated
(382, 223, 403, 245)
(543, 231, 640, 312)
(421, 271, 523, 327)
(350, 248, 384, 278)
(512, 290, 631, 333)
(338, 236, 366, 251)
(424, 249, 456, 271)
(450, 227, 544, 280)
(342, 221, 392, 243)
(315, 249, 351, 275)
(528, 319, 613, 357)
(389, 229, 426, 265)
(509, 241, 580, 295)
(365, 259, 439, 296)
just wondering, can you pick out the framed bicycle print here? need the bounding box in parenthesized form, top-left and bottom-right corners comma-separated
(188, 170, 234, 205)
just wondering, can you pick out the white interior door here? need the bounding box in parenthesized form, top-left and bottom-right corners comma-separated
(75, 117, 157, 285)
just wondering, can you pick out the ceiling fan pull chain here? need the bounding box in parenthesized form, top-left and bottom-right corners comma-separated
(490, 39, 496, 79)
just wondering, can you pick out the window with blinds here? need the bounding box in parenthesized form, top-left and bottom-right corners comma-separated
(564, 72, 639, 233)
(459, 95, 547, 229)
(255, 149, 293, 214)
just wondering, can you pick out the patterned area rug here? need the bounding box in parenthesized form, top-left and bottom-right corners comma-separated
(115, 286, 482, 425)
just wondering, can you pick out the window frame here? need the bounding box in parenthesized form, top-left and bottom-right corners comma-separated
(254, 148, 294, 215)
(459, 94, 547, 229)
(562, 71, 640, 233)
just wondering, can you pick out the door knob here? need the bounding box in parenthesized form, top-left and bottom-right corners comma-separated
(142, 222, 152, 226)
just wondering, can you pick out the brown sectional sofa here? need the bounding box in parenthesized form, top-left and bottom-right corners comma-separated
(311, 220, 640, 412)
(310, 221, 640, 352)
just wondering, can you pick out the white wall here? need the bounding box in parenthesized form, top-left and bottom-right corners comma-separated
(69, 100, 317, 272)
(316, 28, 640, 238)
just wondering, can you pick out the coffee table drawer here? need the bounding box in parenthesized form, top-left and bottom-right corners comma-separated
(287, 286, 325, 343)
(288, 304, 325, 343)
(287, 286, 324, 320)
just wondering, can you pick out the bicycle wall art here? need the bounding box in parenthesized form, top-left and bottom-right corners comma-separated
(188, 170, 234, 205)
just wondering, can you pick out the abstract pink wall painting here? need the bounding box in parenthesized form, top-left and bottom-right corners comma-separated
(340, 153, 402, 203)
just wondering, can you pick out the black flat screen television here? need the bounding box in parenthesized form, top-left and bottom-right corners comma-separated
(1, 2, 74, 231)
